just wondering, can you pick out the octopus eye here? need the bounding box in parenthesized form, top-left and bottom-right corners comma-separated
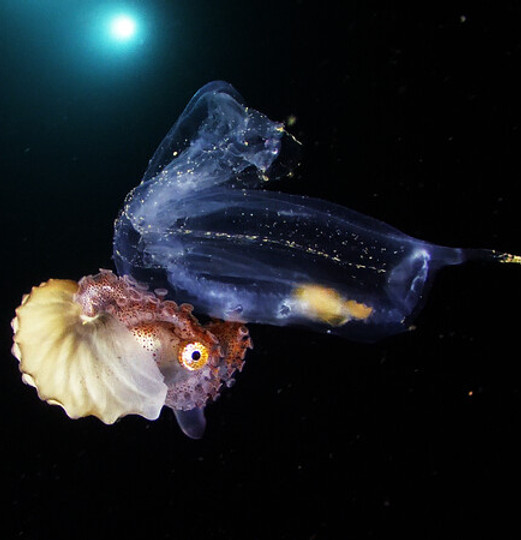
(179, 341, 209, 371)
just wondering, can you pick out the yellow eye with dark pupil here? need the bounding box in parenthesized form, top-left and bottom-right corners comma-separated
(179, 341, 209, 371)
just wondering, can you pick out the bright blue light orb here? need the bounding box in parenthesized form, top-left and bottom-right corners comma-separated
(110, 15, 136, 41)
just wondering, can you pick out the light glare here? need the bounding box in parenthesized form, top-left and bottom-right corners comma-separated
(110, 15, 136, 41)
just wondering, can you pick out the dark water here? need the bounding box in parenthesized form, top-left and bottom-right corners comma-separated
(1, 1, 520, 538)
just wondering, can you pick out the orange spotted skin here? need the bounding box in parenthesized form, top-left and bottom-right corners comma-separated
(205, 321, 252, 379)
(74, 270, 252, 411)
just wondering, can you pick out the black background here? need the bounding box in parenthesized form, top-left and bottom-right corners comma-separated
(1, 1, 520, 538)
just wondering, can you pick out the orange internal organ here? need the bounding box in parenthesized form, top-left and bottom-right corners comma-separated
(292, 284, 373, 326)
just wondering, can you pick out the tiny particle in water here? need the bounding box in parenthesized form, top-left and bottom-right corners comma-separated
(286, 114, 297, 127)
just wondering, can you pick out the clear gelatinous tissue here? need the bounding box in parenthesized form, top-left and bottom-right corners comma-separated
(114, 81, 519, 342)
(12, 81, 520, 437)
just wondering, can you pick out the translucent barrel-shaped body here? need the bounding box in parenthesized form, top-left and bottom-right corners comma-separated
(114, 81, 516, 342)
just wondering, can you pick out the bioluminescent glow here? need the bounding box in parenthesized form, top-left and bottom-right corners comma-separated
(110, 14, 137, 41)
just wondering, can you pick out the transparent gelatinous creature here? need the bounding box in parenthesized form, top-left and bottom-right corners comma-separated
(12, 81, 520, 437)
(114, 81, 520, 342)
